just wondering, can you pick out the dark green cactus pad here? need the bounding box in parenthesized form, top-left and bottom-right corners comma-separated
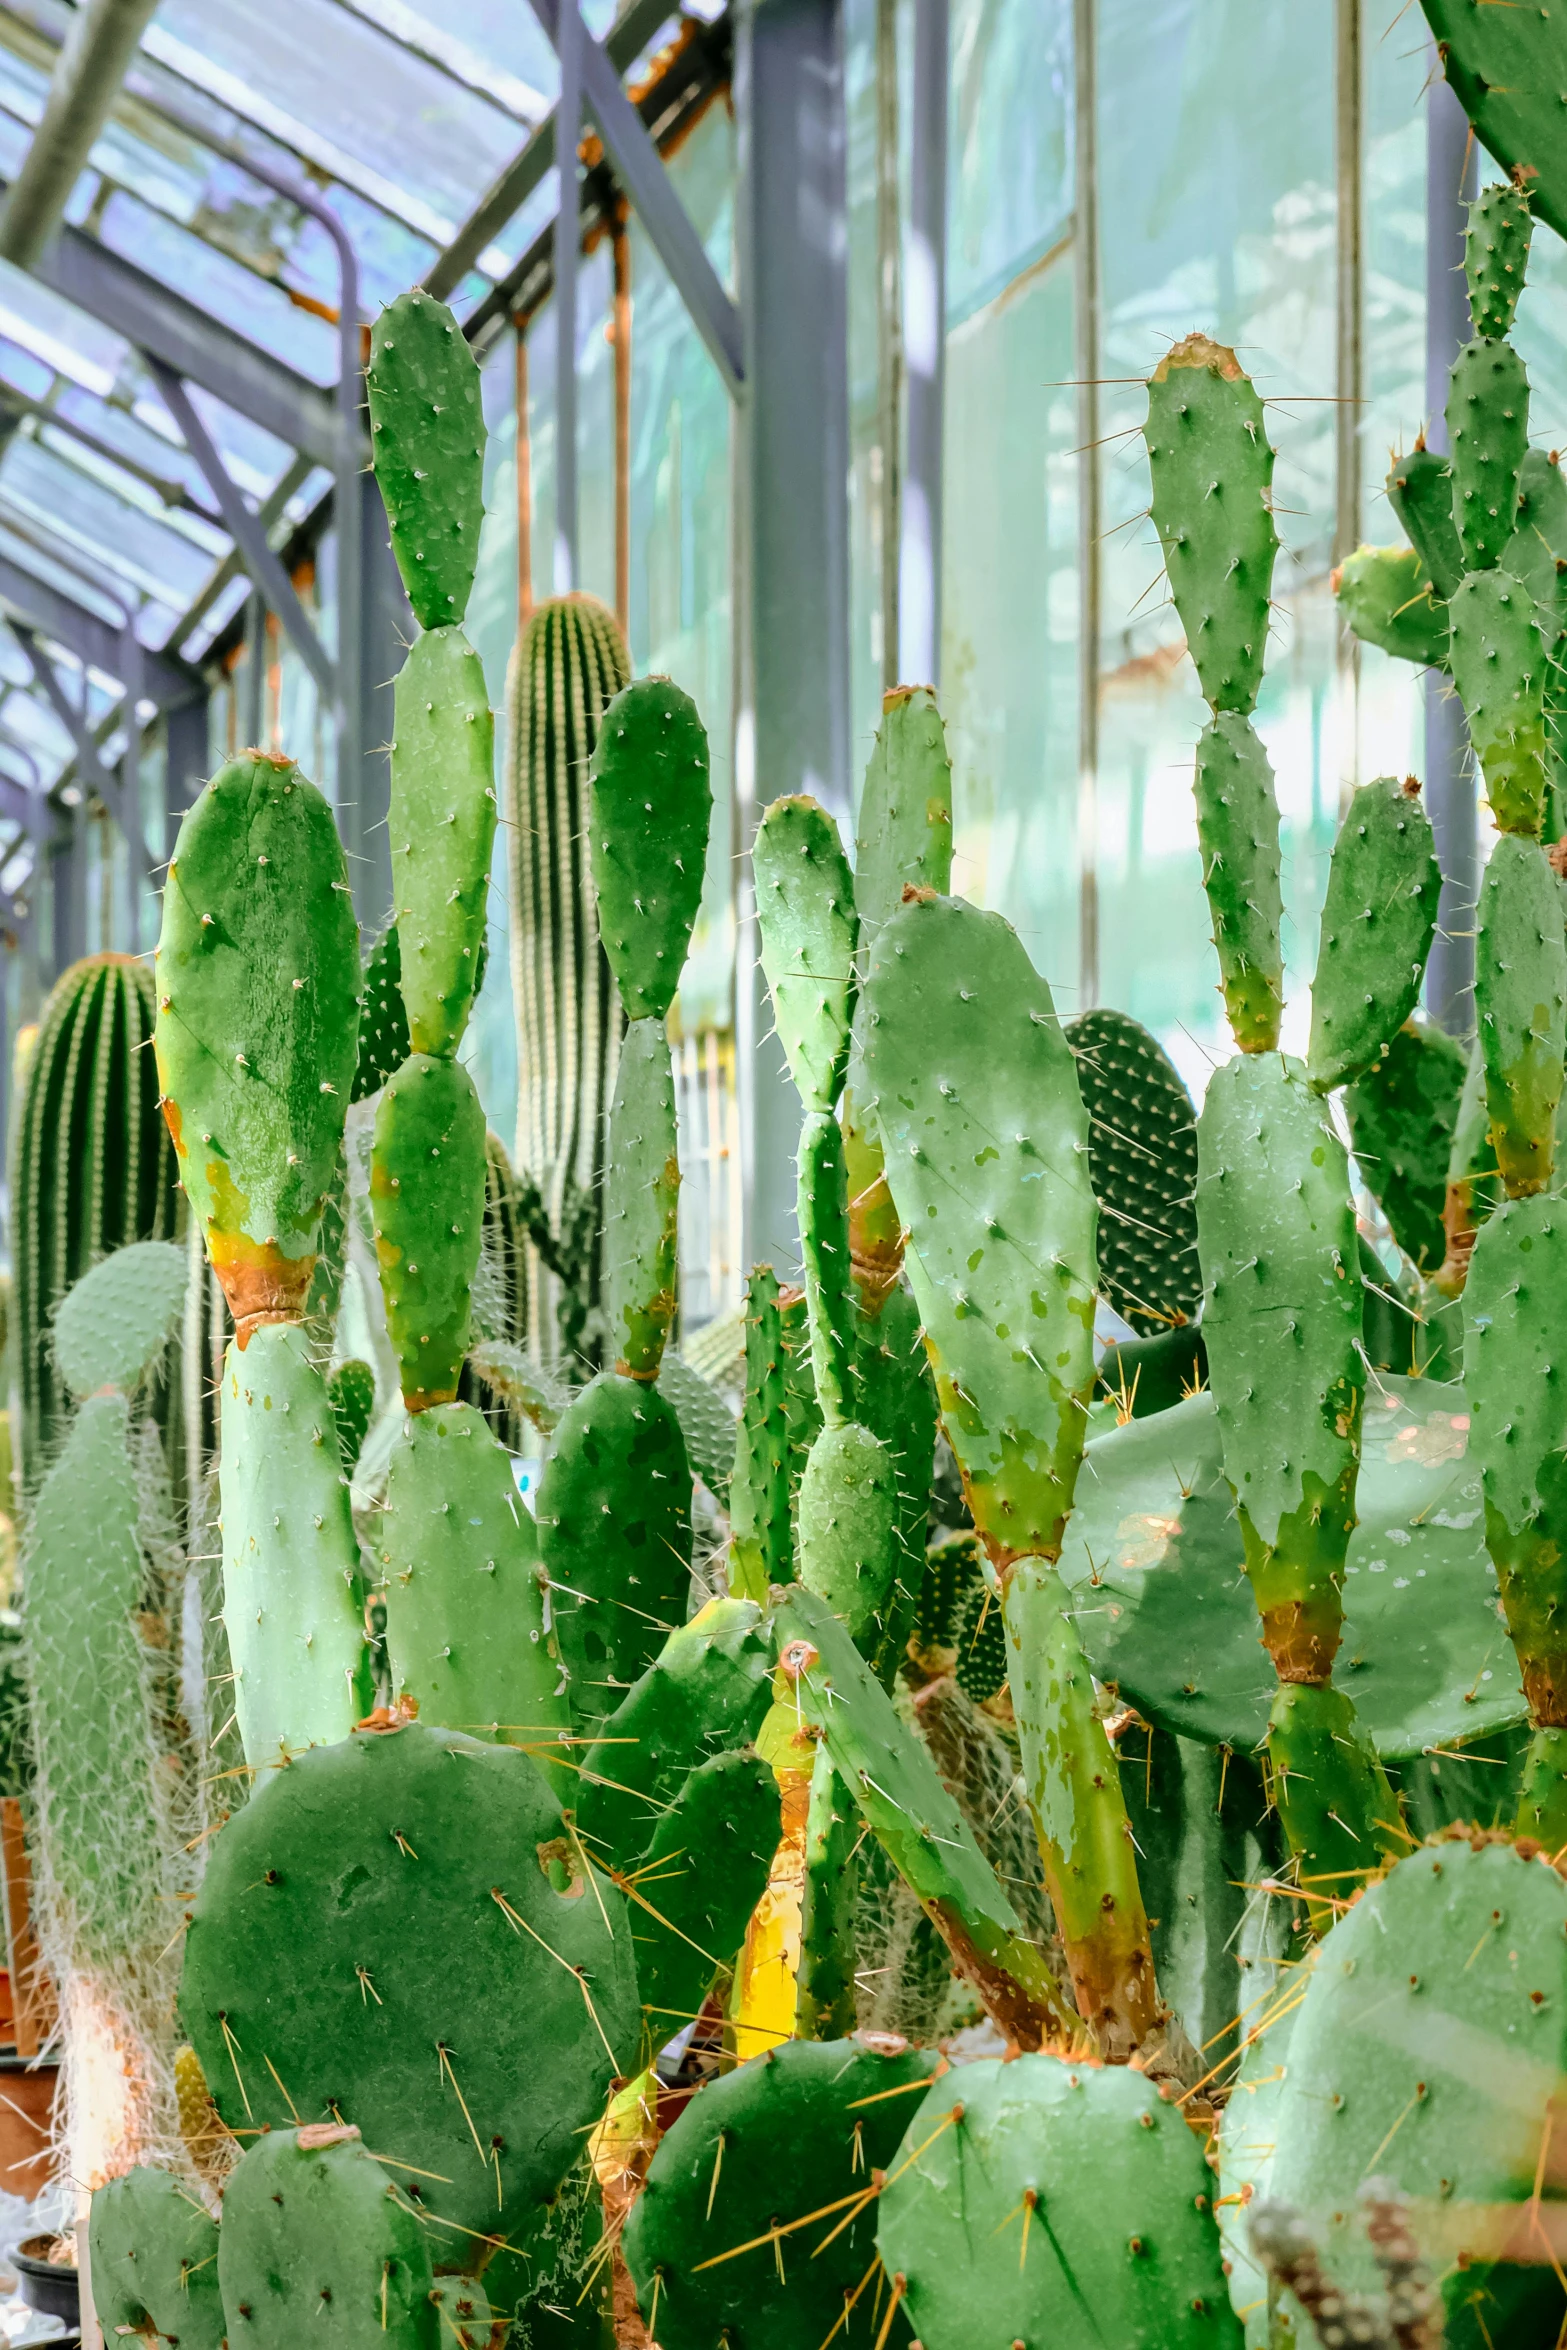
(181, 1723, 640, 2243)
(624, 2037, 941, 2350)
(537, 1370, 693, 1731)
(604, 1017, 679, 1381)
(328, 1356, 377, 1475)
(1265, 1680, 1400, 1919)
(576, 1596, 772, 1877)
(1333, 543, 1448, 671)
(378, 1402, 570, 1760)
(1307, 774, 1442, 1093)
(854, 1282, 940, 1681)
(1192, 714, 1285, 1053)
(372, 1053, 487, 1409)
(916, 1529, 983, 1651)
(953, 1578, 1006, 1702)
(1467, 181, 1534, 340)
(367, 286, 486, 632)
(353, 922, 412, 1103)
(728, 1266, 792, 1601)
(797, 1742, 858, 2039)
(1065, 1006, 1201, 1333)
(1262, 1837, 1567, 2348)
(1055, 1373, 1526, 1759)
(752, 795, 858, 1113)
(217, 2124, 435, 2350)
(1475, 832, 1566, 1196)
(589, 675, 712, 1023)
(1511, 444, 1567, 606)
(1145, 332, 1278, 716)
(878, 2054, 1240, 2350)
(865, 892, 1097, 1566)
(53, 1237, 187, 1399)
(1449, 566, 1548, 835)
(1196, 1053, 1362, 1683)
(796, 1106, 857, 1425)
(797, 1418, 896, 1642)
(1386, 443, 1463, 601)
(90, 2165, 224, 2350)
(1344, 1018, 1467, 1275)
(1421, 0, 1567, 246)
(156, 755, 360, 1330)
(655, 1351, 736, 1498)
(630, 1746, 777, 2032)
(1448, 337, 1531, 574)
(390, 626, 496, 1059)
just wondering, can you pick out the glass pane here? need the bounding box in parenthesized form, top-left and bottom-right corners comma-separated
(0, 436, 216, 607)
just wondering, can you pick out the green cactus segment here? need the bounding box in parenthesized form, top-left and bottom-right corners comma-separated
(1386, 444, 1463, 601)
(328, 1357, 377, 1476)
(91, 2165, 225, 2350)
(589, 674, 713, 1023)
(1344, 1019, 1467, 1274)
(389, 627, 496, 1060)
(728, 1267, 793, 1603)
(629, 1747, 777, 2030)
(797, 1418, 896, 1642)
(537, 1370, 693, 1731)
(52, 1238, 187, 1399)
(1192, 714, 1285, 1053)
(953, 1578, 1007, 1702)
(854, 686, 955, 942)
(156, 755, 360, 1332)
(1448, 567, 1548, 835)
(1196, 1053, 1363, 1684)
(218, 2125, 435, 2350)
(576, 1597, 773, 1876)
(1447, 338, 1531, 573)
(378, 1403, 569, 1761)
(1003, 1559, 1158, 2060)
(654, 1352, 735, 1498)
(1066, 1006, 1201, 1332)
(603, 1017, 679, 1381)
(796, 1741, 859, 2039)
(182, 1723, 639, 2241)
(219, 1325, 371, 1769)
(1306, 775, 1442, 1093)
(371, 1053, 487, 1409)
(1466, 181, 1534, 339)
(1333, 544, 1449, 671)
(916, 1530, 984, 1652)
(1265, 1682, 1401, 1922)
(775, 1583, 1070, 2046)
(796, 1108, 857, 1425)
(752, 795, 858, 1113)
(624, 2038, 940, 2350)
(1435, 1040, 1503, 1295)
(1265, 1838, 1567, 2347)
(367, 285, 485, 632)
(353, 922, 412, 1102)
(1512, 445, 1567, 600)
(1475, 833, 1567, 1198)
(1144, 332, 1278, 716)
(865, 892, 1097, 1567)
(10, 954, 178, 1487)
(878, 2055, 1240, 2350)
(1516, 1726, 1567, 1844)
(854, 1284, 940, 1679)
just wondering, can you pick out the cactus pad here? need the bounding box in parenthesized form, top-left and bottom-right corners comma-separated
(372, 1053, 488, 1409)
(1265, 1680, 1400, 1921)
(589, 675, 713, 1023)
(853, 686, 954, 947)
(155, 755, 360, 1333)
(90, 2165, 224, 2350)
(1421, 1, 1567, 246)
(389, 626, 496, 1058)
(1333, 542, 1448, 671)
(1344, 1019, 1467, 1275)
(1447, 338, 1531, 573)
(603, 1017, 679, 1380)
(752, 796, 858, 1112)
(367, 286, 486, 631)
(728, 1267, 793, 1601)
(797, 1418, 897, 1641)
(655, 1351, 736, 1497)
(1386, 444, 1463, 601)
(629, 1745, 777, 2031)
(1192, 714, 1285, 1052)
(353, 922, 412, 1103)
(181, 1723, 639, 2243)
(1307, 774, 1441, 1093)
(218, 2123, 435, 2349)
(1066, 1006, 1201, 1332)
(1466, 181, 1534, 339)
(1448, 566, 1549, 835)
(1475, 833, 1567, 1197)
(53, 1238, 188, 1399)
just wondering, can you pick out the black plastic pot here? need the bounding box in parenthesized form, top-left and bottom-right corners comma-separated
(14, 2231, 80, 2337)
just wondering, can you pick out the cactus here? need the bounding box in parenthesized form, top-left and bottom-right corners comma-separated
(51, 1238, 187, 1400)
(218, 2123, 436, 2349)
(1190, 713, 1285, 1054)
(796, 1417, 897, 1640)
(1447, 337, 1530, 574)
(1447, 567, 1548, 835)
(371, 1054, 488, 1410)
(1066, 1007, 1201, 1333)
(328, 1356, 377, 1475)
(1434, 1041, 1503, 1296)
(387, 628, 496, 1059)
(1386, 443, 1463, 600)
(1343, 1020, 1468, 1276)
(1306, 776, 1441, 1095)
(90, 2165, 225, 2350)
(352, 922, 412, 1102)
(752, 796, 858, 1118)
(602, 1018, 679, 1381)
(588, 673, 712, 1025)
(366, 285, 486, 632)
(1473, 832, 1566, 1196)
(1332, 544, 1448, 671)
(628, 1745, 777, 2037)
(952, 1577, 1006, 1703)
(728, 1266, 793, 1602)
(1466, 180, 1533, 339)
(796, 1741, 859, 2038)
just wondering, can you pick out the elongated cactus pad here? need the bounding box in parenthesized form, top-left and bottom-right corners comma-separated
(1447, 338, 1530, 573)
(752, 795, 858, 1112)
(1466, 181, 1534, 339)
(1066, 1006, 1201, 1332)
(854, 684, 954, 945)
(629, 1745, 777, 2033)
(367, 286, 485, 631)
(372, 1052, 487, 1408)
(1192, 713, 1285, 1052)
(854, 1282, 940, 1680)
(90, 2165, 224, 2350)
(878, 2055, 1240, 2350)
(603, 1017, 679, 1380)
(728, 1267, 793, 1602)
(1343, 1019, 1467, 1275)
(1421, 3, 1567, 243)
(1448, 567, 1548, 835)
(1307, 775, 1441, 1093)
(1333, 543, 1448, 671)
(865, 892, 1097, 1566)
(1474, 832, 1566, 1196)
(589, 674, 712, 1022)
(181, 1723, 639, 2243)
(1265, 1681, 1400, 1925)
(796, 1741, 858, 2038)
(1196, 1053, 1363, 1684)
(219, 1321, 371, 1768)
(1145, 332, 1278, 716)
(797, 1417, 896, 1640)
(389, 626, 496, 1058)
(1386, 444, 1463, 601)
(155, 755, 360, 1334)
(796, 1107, 856, 1424)
(52, 1238, 187, 1400)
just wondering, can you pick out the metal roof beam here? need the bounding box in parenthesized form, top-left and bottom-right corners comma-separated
(0, 546, 194, 705)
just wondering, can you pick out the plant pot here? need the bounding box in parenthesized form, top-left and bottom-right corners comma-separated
(13, 2231, 79, 2328)
(0, 2054, 55, 2197)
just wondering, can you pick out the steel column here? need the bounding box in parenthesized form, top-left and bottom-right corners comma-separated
(1073, 0, 1100, 1011)
(164, 692, 210, 855)
(0, 0, 161, 269)
(553, 0, 581, 593)
(899, 0, 946, 690)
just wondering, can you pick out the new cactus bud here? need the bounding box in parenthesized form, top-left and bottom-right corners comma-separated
(1466, 182, 1534, 342)
(371, 1052, 487, 1409)
(1192, 713, 1285, 1052)
(1333, 543, 1448, 671)
(752, 795, 858, 1114)
(1386, 443, 1463, 600)
(589, 674, 713, 1024)
(1448, 567, 1548, 835)
(155, 755, 360, 1336)
(388, 627, 495, 1058)
(366, 286, 485, 631)
(853, 685, 955, 945)
(1446, 338, 1530, 572)
(1306, 774, 1441, 1093)
(1474, 832, 1566, 1196)
(603, 1017, 679, 1381)
(1144, 332, 1278, 716)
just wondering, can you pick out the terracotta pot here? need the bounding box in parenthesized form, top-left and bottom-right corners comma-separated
(0, 2053, 56, 2197)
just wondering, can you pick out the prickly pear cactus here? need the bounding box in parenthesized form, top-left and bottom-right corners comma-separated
(1448, 567, 1548, 836)
(1191, 714, 1285, 1053)
(1466, 180, 1533, 338)
(1447, 338, 1530, 574)
(388, 627, 495, 1058)
(589, 673, 712, 1024)
(366, 285, 486, 632)
(371, 1053, 488, 1409)
(353, 922, 412, 1102)
(1473, 833, 1566, 1196)
(602, 1017, 679, 1381)
(1306, 775, 1441, 1094)
(51, 1238, 187, 1402)
(752, 796, 858, 1115)
(218, 2122, 436, 2350)
(1332, 544, 1448, 670)
(1343, 1020, 1467, 1275)
(1386, 442, 1462, 599)
(90, 2164, 225, 2350)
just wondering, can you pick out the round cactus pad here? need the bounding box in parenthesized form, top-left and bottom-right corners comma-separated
(1055, 1375, 1524, 1759)
(53, 1238, 188, 1398)
(90, 2164, 225, 2350)
(180, 1723, 640, 2246)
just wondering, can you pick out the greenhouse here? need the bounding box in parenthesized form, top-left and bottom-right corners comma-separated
(0, 0, 1552, 2344)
